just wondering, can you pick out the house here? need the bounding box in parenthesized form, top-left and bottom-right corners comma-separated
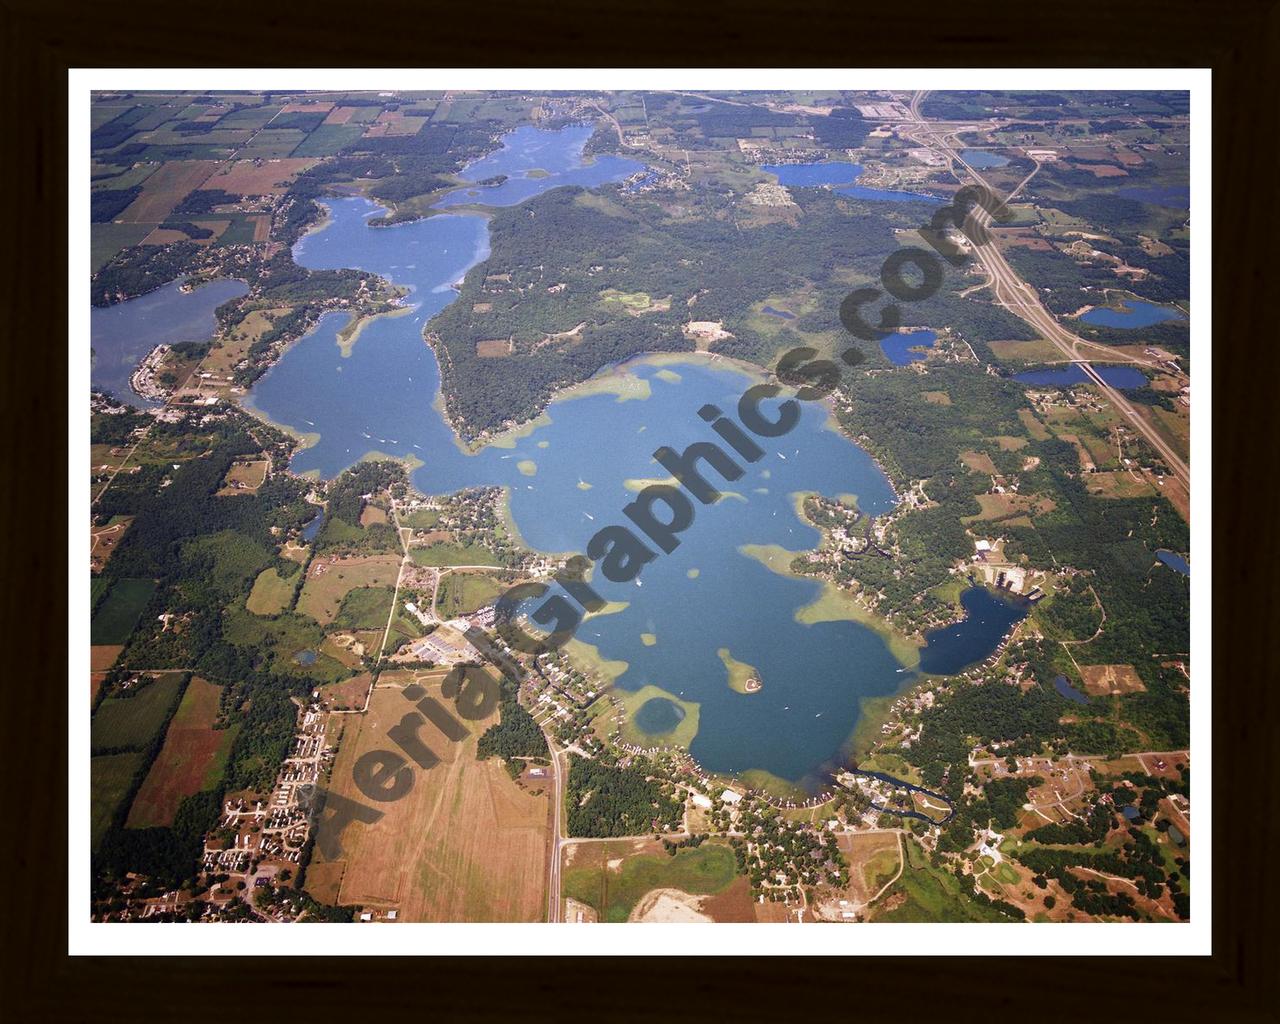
(720, 789, 743, 805)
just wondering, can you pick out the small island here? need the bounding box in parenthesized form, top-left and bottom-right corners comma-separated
(718, 648, 763, 694)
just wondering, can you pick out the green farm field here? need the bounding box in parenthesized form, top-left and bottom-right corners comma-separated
(91, 673, 186, 753)
(90, 578, 156, 645)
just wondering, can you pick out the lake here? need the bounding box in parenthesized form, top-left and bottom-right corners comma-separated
(1079, 299, 1185, 329)
(248, 128, 1024, 788)
(1053, 674, 1089, 704)
(432, 123, 644, 209)
(880, 330, 938, 366)
(960, 149, 1010, 169)
(763, 161, 944, 204)
(1014, 365, 1148, 389)
(917, 586, 1026, 676)
(90, 278, 249, 407)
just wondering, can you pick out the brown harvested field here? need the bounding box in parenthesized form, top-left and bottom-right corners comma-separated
(91, 672, 106, 704)
(307, 681, 549, 921)
(323, 106, 356, 125)
(91, 645, 124, 672)
(281, 101, 334, 115)
(369, 110, 427, 136)
(320, 633, 367, 670)
(754, 900, 795, 923)
(475, 339, 512, 358)
(217, 459, 269, 495)
(1156, 473, 1191, 522)
(91, 516, 133, 572)
(359, 504, 389, 527)
(297, 554, 401, 625)
(1093, 755, 1149, 777)
(1018, 408, 1051, 440)
(118, 161, 224, 223)
(142, 226, 203, 245)
(700, 875, 756, 921)
(1072, 162, 1128, 178)
(921, 390, 952, 406)
(302, 860, 347, 904)
(251, 215, 271, 242)
(199, 158, 320, 196)
(194, 219, 230, 240)
(960, 450, 998, 475)
(1079, 664, 1146, 696)
(126, 678, 236, 828)
(991, 434, 1028, 451)
(317, 670, 373, 710)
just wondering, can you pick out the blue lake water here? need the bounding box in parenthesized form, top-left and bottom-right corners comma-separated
(1156, 549, 1190, 576)
(917, 586, 1026, 676)
(1014, 365, 1148, 389)
(301, 513, 324, 543)
(1079, 299, 1185, 329)
(247, 131, 1022, 787)
(90, 278, 249, 407)
(764, 161, 944, 204)
(960, 149, 1010, 169)
(433, 123, 643, 209)
(1053, 674, 1089, 704)
(880, 330, 938, 366)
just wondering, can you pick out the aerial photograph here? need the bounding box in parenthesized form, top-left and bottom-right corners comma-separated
(84, 84, 1195, 929)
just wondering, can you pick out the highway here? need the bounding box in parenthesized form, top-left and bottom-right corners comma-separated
(900, 91, 1191, 491)
(544, 737, 566, 922)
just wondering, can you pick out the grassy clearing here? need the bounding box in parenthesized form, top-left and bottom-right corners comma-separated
(332, 586, 396, 631)
(436, 573, 507, 618)
(297, 555, 400, 624)
(409, 542, 498, 567)
(562, 842, 738, 923)
(873, 837, 1008, 922)
(222, 604, 349, 682)
(402, 508, 440, 530)
(246, 565, 299, 615)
